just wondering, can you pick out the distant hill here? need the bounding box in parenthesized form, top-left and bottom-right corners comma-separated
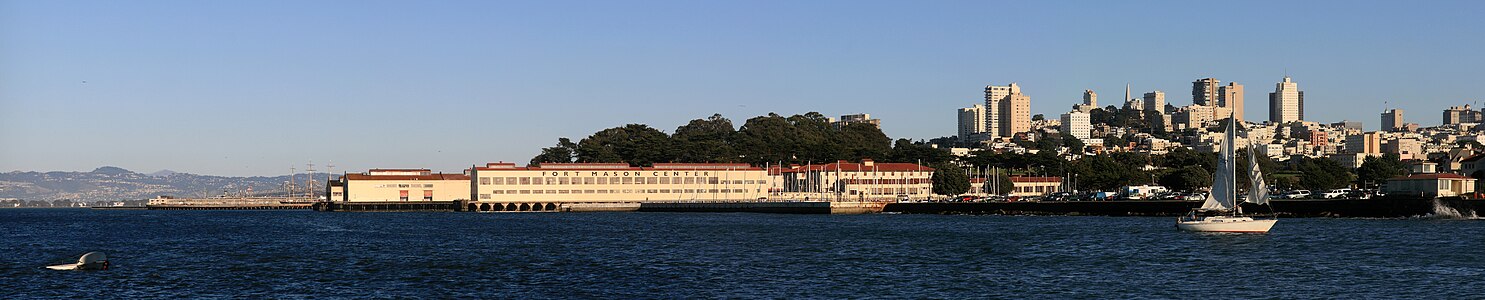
(0, 167, 331, 202)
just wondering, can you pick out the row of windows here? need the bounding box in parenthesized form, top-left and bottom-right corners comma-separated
(479, 176, 758, 186)
(476, 189, 757, 198)
(375, 184, 435, 188)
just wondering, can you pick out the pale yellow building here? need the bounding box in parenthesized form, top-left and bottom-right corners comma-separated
(337, 169, 471, 202)
(773, 159, 934, 201)
(985, 83, 1031, 138)
(471, 162, 770, 203)
(1384, 173, 1476, 198)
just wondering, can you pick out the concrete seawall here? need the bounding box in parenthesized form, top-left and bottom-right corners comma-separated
(883, 197, 1485, 218)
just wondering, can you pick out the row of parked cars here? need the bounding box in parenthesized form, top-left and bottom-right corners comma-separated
(941, 188, 1384, 203)
(1277, 188, 1381, 199)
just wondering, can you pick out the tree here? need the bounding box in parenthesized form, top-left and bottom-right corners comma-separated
(575, 124, 674, 166)
(983, 173, 1016, 195)
(931, 163, 969, 195)
(529, 138, 577, 166)
(1069, 154, 1147, 190)
(673, 114, 737, 163)
(1159, 165, 1212, 191)
(888, 139, 952, 165)
(1286, 156, 1353, 190)
(1032, 114, 1045, 121)
(1355, 153, 1405, 187)
(1062, 134, 1086, 153)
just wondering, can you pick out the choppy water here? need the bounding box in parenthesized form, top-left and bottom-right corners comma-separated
(2, 209, 1482, 298)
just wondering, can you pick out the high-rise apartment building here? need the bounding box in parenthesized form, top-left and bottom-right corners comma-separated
(1060, 111, 1091, 140)
(1218, 82, 1244, 121)
(1192, 78, 1220, 106)
(1345, 131, 1382, 154)
(984, 83, 1031, 138)
(1268, 76, 1303, 123)
(1382, 109, 1404, 132)
(1143, 91, 1165, 114)
(957, 105, 986, 142)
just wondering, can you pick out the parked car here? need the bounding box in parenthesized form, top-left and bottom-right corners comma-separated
(1282, 190, 1312, 199)
(1321, 189, 1350, 199)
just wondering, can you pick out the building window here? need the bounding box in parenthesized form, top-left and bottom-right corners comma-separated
(423, 190, 433, 201)
(480, 194, 491, 199)
(492, 177, 504, 185)
(520, 177, 531, 185)
(399, 190, 409, 201)
(480, 177, 491, 185)
(647, 177, 658, 184)
(584, 177, 595, 185)
(598, 177, 609, 184)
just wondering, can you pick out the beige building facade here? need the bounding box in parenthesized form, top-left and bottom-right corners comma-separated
(471, 162, 770, 203)
(774, 159, 934, 201)
(985, 83, 1031, 138)
(337, 169, 471, 202)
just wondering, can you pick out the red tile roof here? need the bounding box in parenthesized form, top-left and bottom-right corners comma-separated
(368, 168, 431, 172)
(344, 173, 469, 181)
(1009, 176, 1063, 183)
(775, 160, 935, 173)
(1389, 173, 1472, 180)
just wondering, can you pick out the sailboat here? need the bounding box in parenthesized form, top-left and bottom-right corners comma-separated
(1176, 114, 1277, 233)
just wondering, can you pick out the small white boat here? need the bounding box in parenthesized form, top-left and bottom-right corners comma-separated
(46, 252, 109, 270)
(1177, 113, 1277, 233)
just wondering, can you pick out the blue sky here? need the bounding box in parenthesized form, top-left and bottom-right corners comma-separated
(2, 0, 1483, 176)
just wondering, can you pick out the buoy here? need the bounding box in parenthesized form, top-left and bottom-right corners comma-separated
(46, 252, 108, 271)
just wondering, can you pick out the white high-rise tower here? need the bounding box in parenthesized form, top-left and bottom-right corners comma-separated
(1268, 76, 1304, 123)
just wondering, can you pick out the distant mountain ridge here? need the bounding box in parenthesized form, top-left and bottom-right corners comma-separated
(0, 166, 331, 202)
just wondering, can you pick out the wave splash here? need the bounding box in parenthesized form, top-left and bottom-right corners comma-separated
(1426, 199, 1480, 220)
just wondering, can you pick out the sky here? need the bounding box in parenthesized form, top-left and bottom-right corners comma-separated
(2, 0, 1483, 176)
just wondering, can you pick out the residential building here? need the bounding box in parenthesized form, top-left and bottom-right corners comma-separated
(1143, 91, 1165, 114)
(1061, 111, 1091, 140)
(1192, 78, 1220, 106)
(1219, 82, 1244, 121)
(1174, 105, 1213, 131)
(957, 105, 986, 143)
(1384, 138, 1423, 160)
(983, 83, 1032, 138)
(1268, 76, 1303, 123)
(1345, 131, 1382, 154)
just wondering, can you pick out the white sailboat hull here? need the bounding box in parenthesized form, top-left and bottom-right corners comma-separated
(1176, 216, 1277, 233)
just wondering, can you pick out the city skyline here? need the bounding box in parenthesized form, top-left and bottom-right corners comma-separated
(3, 1, 1484, 176)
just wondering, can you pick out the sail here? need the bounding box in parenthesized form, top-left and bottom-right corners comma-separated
(1246, 137, 1270, 205)
(1202, 118, 1238, 211)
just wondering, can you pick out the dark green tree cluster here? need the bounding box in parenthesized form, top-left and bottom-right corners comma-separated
(929, 162, 969, 195)
(533, 112, 931, 167)
(1355, 153, 1405, 187)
